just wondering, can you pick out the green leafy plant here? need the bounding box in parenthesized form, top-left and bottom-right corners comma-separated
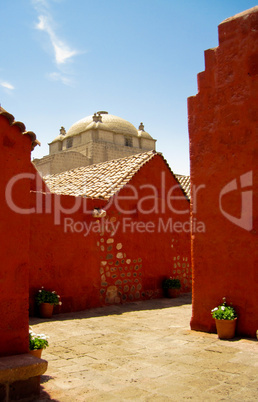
(162, 277, 181, 290)
(35, 287, 62, 306)
(211, 297, 237, 320)
(29, 327, 49, 350)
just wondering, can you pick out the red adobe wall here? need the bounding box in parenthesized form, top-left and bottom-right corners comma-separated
(188, 7, 258, 337)
(0, 113, 33, 356)
(29, 154, 192, 313)
(29, 193, 108, 314)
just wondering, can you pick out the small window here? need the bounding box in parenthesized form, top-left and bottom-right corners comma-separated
(66, 138, 73, 148)
(125, 137, 133, 147)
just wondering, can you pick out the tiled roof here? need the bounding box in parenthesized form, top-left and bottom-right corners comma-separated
(0, 107, 40, 150)
(43, 151, 190, 200)
(174, 174, 191, 200)
(44, 151, 156, 199)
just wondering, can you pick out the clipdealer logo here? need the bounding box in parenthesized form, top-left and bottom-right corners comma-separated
(63, 216, 205, 237)
(4, 170, 253, 232)
(219, 171, 253, 231)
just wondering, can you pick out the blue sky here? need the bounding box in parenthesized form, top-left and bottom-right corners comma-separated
(1, 0, 256, 174)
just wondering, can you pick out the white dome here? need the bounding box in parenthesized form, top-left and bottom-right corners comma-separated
(66, 112, 140, 138)
(51, 134, 64, 143)
(137, 122, 152, 139)
(138, 130, 152, 139)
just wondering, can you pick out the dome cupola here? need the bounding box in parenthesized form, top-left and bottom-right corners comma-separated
(66, 111, 141, 138)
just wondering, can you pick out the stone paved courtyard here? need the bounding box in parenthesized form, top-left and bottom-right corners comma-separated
(29, 294, 258, 401)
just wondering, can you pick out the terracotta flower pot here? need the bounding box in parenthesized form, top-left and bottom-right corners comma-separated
(168, 288, 180, 298)
(215, 318, 237, 339)
(29, 349, 43, 358)
(39, 302, 54, 318)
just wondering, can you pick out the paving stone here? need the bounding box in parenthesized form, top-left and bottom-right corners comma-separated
(30, 294, 258, 401)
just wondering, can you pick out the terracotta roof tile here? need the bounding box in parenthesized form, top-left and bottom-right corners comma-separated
(0, 107, 40, 150)
(175, 174, 191, 200)
(44, 151, 191, 200)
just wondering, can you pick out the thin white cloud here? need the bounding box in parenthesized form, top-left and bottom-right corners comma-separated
(48, 72, 73, 86)
(32, 0, 78, 65)
(36, 15, 77, 65)
(0, 81, 15, 90)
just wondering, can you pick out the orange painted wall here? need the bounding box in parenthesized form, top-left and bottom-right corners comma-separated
(29, 154, 192, 313)
(29, 193, 108, 313)
(0, 115, 32, 356)
(188, 7, 258, 337)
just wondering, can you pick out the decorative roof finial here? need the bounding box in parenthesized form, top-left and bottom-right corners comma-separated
(138, 122, 145, 131)
(92, 113, 103, 123)
(60, 126, 66, 135)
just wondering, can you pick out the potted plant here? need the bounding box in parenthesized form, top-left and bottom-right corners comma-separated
(29, 327, 49, 358)
(211, 297, 237, 339)
(35, 287, 62, 318)
(162, 277, 181, 298)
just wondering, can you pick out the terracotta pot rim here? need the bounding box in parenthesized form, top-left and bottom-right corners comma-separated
(215, 318, 237, 321)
